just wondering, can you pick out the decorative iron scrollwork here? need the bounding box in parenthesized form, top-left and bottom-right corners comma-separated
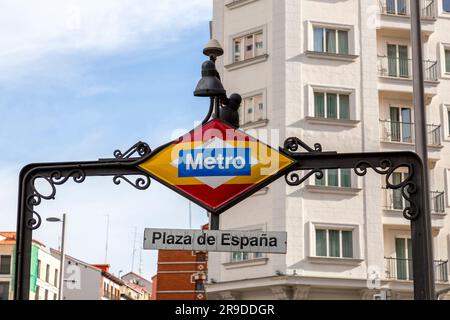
(112, 175, 151, 190)
(283, 138, 324, 187)
(286, 169, 323, 187)
(354, 159, 418, 220)
(284, 137, 322, 154)
(26, 169, 86, 230)
(113, 141, 151, 160)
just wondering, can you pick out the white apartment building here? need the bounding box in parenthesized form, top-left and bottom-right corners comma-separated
(206, 0, 450, 300)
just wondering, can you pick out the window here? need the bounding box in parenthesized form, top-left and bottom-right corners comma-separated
(230, 252, 262, 262)
(233, 31, 264, 63)
(386, 0, 408, 15)
(389, 106, 412, 143)
(54, 269, 58, 286)
(35, 285, 40, 300)
(448, 109, 450, 136)
(195, 280, 205, 291)
(0, 282, 9, 300)
(53, 292, 57, 300)
(240, 93, 265, 125)
(0, 255, 11, 275)
(313, 27, 349, 55)
(391, 172, 410, 210)
(45, 264, 50, 283)
(395, 238, 413, 280)
(231, 252, 249, 262)
(37, 260, 41, 279)
(314, 92, 350, 120)
(315, 229, 353, 258)
(445, 49, 450, 73)
(387, 44, 409, 78)
(315, 169, 352, 188)
(44, 289, 48, 300)
(444, 0, 450, 12)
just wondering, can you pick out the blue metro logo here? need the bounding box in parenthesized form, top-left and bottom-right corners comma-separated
(178, 148, 251, 177)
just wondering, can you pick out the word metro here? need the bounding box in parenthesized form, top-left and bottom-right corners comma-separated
(178, 148, 251, 177)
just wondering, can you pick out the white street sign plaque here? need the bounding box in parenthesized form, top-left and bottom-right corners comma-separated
(143, 228, 287, 254)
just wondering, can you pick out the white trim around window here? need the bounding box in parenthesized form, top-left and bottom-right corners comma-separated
(438, 0, 450, 18)
(308, 222, 362, 264)
(306, 20, 358, 59)
(440, 43, 450, 78)
(225, 0, 259, 10)
(226, 25, 268, 69)
(239, 89, 268, 128)
(442, 104, 450, 142)
(445, 169, 450, 207)
(306, 84, 358, 125)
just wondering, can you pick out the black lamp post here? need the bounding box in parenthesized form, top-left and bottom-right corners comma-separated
(194, 40, 242, 128)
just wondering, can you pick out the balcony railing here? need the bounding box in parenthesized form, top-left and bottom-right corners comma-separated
(431, 191, 446, 213)
(377, 56, 438, 81)
(379, 0, 436, 18)
(385, 257, 448, 282)
(380, 120, 442, 146)
(383, 188, 446, 214)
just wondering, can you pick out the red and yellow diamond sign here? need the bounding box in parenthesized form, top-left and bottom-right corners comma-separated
(138, 119, 294, 214)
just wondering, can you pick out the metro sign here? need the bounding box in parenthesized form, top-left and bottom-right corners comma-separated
(138, 119, 294, 214)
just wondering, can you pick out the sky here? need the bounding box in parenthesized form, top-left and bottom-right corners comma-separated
(0, 0, 212, 280)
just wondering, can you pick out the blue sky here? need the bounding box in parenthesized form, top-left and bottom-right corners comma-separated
(0, 0, 212, 280)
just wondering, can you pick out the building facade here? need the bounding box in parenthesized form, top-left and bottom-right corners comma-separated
(121, 271, 152, 298)
(1, 232, 59, 300)
(151, 250, 208, 300)
(207, 0, 450, 300)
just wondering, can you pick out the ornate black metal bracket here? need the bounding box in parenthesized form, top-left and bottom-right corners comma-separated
(283, 138, 324, 187)
(23, 142, 153, 231)
(26, 169, 86, 230)
(14, 136, 435, 300)
(354, 159, 417, 220)
(282, 138, 419, 221)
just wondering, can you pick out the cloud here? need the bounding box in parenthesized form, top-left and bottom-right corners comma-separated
(0, 0, 212, 79)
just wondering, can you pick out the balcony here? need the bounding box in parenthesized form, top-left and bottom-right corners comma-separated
(384, 257, 449, 282)
(380, 120, 442, 147)
(379, 0, 436, 18)
(378, 0, 436, 37)
(377, 56, 438, 82)
(383, 188, 446, 213)
(377, 56, 439, 96)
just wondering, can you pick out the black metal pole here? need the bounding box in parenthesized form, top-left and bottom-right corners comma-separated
(410, 0, 435, 299)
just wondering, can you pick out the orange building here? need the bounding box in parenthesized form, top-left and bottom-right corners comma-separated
(151, 225, 208, 300)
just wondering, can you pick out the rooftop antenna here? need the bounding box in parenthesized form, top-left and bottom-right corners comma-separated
(189, 201, 192, 229)
(104, 214, 110, 264)
(138, 235, 143, 275)
(131, 227, 137, 272)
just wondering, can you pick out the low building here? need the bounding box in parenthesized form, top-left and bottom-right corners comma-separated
(95, 265, 123, 300)
(51, 249, 103, 300)
(121, 271, 152, 294)
(1, 232, 59, 300)
(121, 272, 152, 299)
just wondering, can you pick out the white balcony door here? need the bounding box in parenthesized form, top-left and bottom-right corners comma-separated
(390, 107, 412, 143)
(386, 0, 408, 15)
(395, 238, 413, 280)
(388, 44, 409, 78)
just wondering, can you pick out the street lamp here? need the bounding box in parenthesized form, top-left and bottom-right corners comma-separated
(46, 214, 66, 301)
